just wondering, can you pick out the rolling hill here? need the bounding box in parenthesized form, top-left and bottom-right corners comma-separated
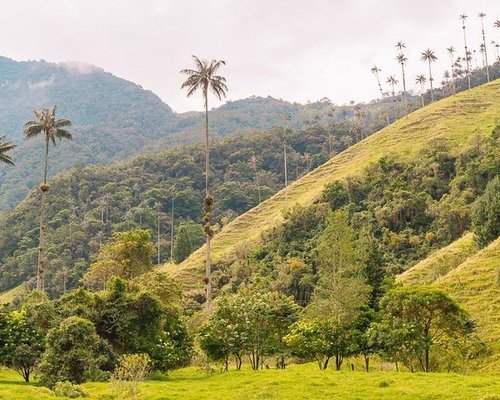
(166, 79, 500, 288)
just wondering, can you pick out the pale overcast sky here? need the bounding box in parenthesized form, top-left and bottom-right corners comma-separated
(0, 0, 499, 112)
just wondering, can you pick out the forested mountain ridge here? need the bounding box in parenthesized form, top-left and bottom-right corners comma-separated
(0, 120, 367, 295)
(0, 56, 392, 211)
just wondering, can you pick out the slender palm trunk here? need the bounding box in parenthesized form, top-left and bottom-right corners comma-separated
(37, 138, 50, 291)
(428, 61, 434, 101)
(449, 57, 456, 94)
(420, 83, 425, 107)
(283, 139, 288, 203)
(375, 72, 390, 125)
(204, 91, 212, 315)
(170, 197, 174, 262)
(400, 63, 408, 112)
(462, 22, 471, 89)
(481, 21, 490, 82)
(157, 208, 161, 265)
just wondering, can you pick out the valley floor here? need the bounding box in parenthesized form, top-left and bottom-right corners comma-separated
(1, 363, 499, 400)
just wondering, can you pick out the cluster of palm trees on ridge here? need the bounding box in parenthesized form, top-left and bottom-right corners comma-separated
(0, 108, 73, 291)
(372, 12, 500, 120)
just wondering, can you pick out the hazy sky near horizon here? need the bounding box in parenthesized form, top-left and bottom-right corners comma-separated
(0, 0, 499, 112)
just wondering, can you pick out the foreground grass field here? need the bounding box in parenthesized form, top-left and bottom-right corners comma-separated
(1, 364, 499, 400)
(165, 79, 500, 291)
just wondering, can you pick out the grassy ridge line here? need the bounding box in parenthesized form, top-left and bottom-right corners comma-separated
(434, 237, 500, 370)
(397, 233, 479, 286)
(164, 80, 500, 287)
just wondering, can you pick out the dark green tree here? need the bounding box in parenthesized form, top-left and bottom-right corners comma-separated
(472, 176, 500, 247)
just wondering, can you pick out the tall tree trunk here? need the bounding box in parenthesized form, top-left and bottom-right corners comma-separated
(204, 91, 212, 315)
(428, 62, 434, 101)
(37, 138, 50, 291)
(401, 63, 408, 113)
(157, 208, 161, 265)
(283, 139, 288, 203)
(375, 72, 390, 125)
(170, 196, 174, 262)
(481, 20, 490, 82)
(462, 22, 471, 89)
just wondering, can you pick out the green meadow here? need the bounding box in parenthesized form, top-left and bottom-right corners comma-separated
(1, 363, 499, 400)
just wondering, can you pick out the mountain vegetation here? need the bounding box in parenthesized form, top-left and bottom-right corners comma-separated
(0, 56, 391, 211)
(0, 121, 365, 295)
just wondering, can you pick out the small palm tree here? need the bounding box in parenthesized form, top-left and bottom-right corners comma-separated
(415, 74, 427, 107)
(371, 65, 390, 125)
(479, 12, 490, 82)
(0, 136, 16, 165)
(460, 14, 472, 89)
(386, 75, 398, 97)
(421, 49, 437, 101)
(24, 106, 72, 291)
(180, 56, 227, 315)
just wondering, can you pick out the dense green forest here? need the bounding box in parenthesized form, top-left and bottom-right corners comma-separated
(203, 126, 499, 307)
(0, 120, 371, 295)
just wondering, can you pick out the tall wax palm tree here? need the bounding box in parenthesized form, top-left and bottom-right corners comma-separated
(180, 56, 227, 315)
(395, 41, 408, 112)
(479, 13, 490, 82)
(371, 65, 390, 125)
(460, 14, 472, 89)
(415, 74, 427, 107)
(0, 136, 15, 165)
(447, 46, 457, 94)
(24, 106, 72, 291)
(421, 49, 437, 101)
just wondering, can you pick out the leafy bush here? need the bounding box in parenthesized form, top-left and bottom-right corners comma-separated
(54, 381, 88, 398)
(111, 354, 151, 400)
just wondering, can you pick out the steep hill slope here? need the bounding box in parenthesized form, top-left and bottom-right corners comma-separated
(396, 233, 479, 286)
(167, 79, 500, 288)
(400, 234, 500, 370)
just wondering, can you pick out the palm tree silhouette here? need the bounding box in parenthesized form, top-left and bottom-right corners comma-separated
(421, 49, 438, 101)
(415, 74, 427, 107)
(479, 12, 490, 82)
(460, 14, 472, 89)
(24, 106, 73, 291)
(180, 56, 227, 314)
(386, 75, 398, 97)
(396, 41, 408, 112)
(371, 65, 390, 124)
(0, 136, 15, 165)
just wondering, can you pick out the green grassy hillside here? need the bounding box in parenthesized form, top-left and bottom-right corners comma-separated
(398, 234, 500, 369)
(397, 233, 479, 286)
(1, 364, 499, 400)
(166, 79, 500, 288)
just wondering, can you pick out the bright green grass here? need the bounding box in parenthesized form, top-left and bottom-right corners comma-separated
(164, 80, 500, 291)
(1, 364, 499, 400)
